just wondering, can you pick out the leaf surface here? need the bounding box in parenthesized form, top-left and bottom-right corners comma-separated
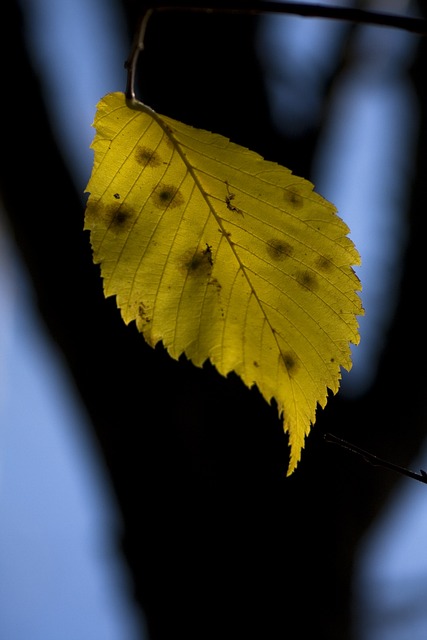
(84, 92, 363, 474)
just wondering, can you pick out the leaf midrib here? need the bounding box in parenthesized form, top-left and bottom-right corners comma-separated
(143, 104, 290, 375)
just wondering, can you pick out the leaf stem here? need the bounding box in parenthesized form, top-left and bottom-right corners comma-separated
(125, 8, 154, 103)
(324, 433, 427, 485)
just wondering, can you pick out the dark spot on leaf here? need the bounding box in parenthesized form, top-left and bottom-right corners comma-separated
(85, 200, 103, 225)
(282, 352, 298, 374)
(179, 247, 213, 278)
(163, 124, 175, 137)
(284, 189, 304, 209)
(85, 200, 136, 234)
(203, 243, 214, 265)
(135, 145, 162, 168)
(135, 301, 152, 331)
(108, 205, 136, 232)
(267, 239, 293, 261)
(114, 193, 121, 199)
(162, 126, 178, 152)
(225, 181, 242, 214)
(316, 256, 333, 272)
(138, 302, 147, 319)
(253, 361, 259, 368)
(152, 183, 184, 209)
(296, 270, 318, 291)
(208, 277, 222, 292)
(187, 254, 209, 273)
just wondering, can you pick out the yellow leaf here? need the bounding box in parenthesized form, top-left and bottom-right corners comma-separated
(84, 91, 363, 475)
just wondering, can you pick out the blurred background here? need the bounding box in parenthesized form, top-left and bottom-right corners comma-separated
(0, 1, 426, 638)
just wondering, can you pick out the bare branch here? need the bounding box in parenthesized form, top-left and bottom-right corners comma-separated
(125, 2, 426, 104)
(325, 433, 427, 485)
(153, 2, 427, 35)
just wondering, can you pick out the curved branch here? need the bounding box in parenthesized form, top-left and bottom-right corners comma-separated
(126, 2, 426, 102)
(153, 2, 426, 34)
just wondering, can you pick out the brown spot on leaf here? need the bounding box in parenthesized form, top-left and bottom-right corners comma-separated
(138, 302, 148, 320)
(225, 181, 242, 214)
(316, 255, 334, 272)
(284, 188, 304, 209)
(267, 239, 293, 261)
(135, 301, 152, 332)
(152, 183, 184, 209)
(85, 200, 103, 225)
(179, 247, 213, 278)
(296, 270, 318, 291)
(203, 243, 214, 266)
(135, 145, 162, 168)
(85, 200, 136, 233)
(108, 206, 136, 233)
(282, 352, 298, 375)
(208, 277, 222, 292)
(163, 124, 175, 138)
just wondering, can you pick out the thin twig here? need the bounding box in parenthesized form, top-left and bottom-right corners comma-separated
(125, 3, 427, 101)
(324, 433, 427, 485)
(153, 2, 426, 34)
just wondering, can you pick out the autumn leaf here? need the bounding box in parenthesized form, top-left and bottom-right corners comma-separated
(84, 91, 363, 474)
